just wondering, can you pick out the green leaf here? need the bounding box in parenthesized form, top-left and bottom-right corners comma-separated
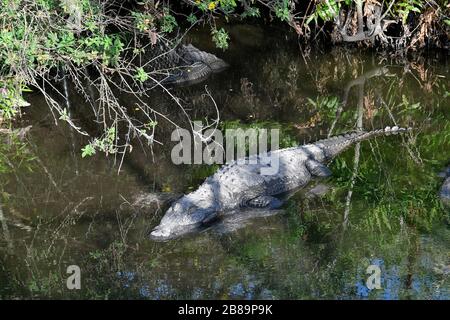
(187, 14, 198, 24)
(211, 28, 229, 50)
(135, 67, 149, 82)
(81, 144, 96, 158)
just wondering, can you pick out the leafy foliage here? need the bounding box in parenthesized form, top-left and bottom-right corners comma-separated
(0, 0, 448, 160)
(212, 28, 230, 50)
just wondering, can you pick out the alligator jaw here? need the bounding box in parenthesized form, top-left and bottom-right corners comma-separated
(149, 226, 171, 240)
(149, 222, 210, 241)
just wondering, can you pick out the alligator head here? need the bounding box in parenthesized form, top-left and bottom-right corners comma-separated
(180, 44, 229, 72)
(150, 183, 218, 240)
(162, 44, 229, 86)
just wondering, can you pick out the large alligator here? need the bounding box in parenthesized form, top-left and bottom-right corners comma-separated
(439, 165, 450, 207)
(150, 43, 229, 86)
(150, 126, 411, 240)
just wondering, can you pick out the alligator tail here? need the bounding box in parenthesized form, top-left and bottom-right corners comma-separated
(315, 126, 412, 159)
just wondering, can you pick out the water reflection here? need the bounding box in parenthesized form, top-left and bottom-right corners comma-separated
(0, 25, 448, 299)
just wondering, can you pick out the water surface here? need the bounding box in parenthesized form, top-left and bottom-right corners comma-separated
(0, 25, 449, 299)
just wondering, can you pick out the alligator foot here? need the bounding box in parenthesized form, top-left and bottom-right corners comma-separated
(306, 159, 332, 177)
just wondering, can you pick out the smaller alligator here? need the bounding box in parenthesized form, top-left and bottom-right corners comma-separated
(439, 165, 450, 207)
(150, 126, 411, 240)
(162, 44, 229, 85)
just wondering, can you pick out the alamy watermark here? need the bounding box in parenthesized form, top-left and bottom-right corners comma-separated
(366, 264, 382, 290)
(66, 265, 81, 290)
(170, 121, 280, 175)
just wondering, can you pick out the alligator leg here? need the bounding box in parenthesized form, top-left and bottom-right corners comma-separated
(246, 196, 283, 209)
(305, 159, 332, 177)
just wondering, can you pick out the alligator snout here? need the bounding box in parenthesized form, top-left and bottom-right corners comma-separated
(150, 226, 171, 239)
(149, 222, 207, 241)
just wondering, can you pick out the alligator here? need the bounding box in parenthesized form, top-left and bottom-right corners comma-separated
(149, 43, 229, 86)
(150, 126, 411, 240)
(439, 165, 450, 207)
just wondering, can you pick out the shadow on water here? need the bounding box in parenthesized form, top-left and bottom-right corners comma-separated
(0, 24, 449, 299)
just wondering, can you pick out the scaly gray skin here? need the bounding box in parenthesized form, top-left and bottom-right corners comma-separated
(439, 166, 450, 207)
(163, 44, 229, 85)
(150, 126, 411, 240)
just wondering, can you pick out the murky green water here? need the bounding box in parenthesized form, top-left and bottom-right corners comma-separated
(0, 25, 449, 299)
